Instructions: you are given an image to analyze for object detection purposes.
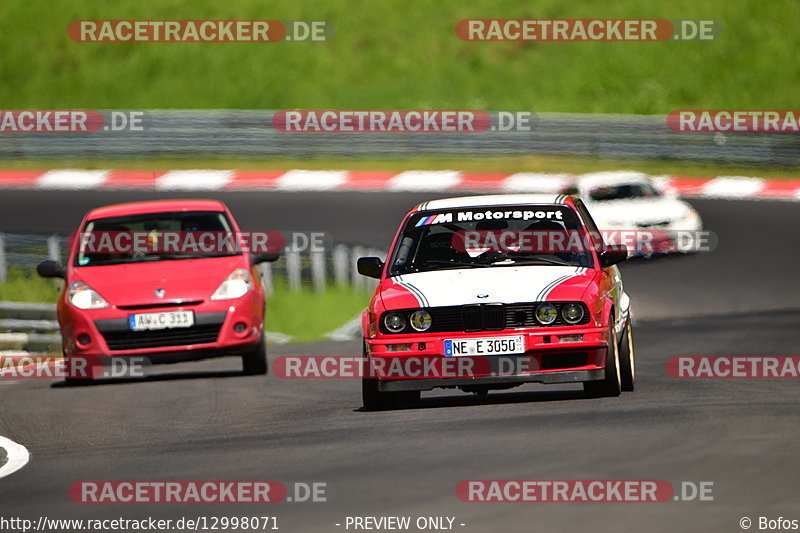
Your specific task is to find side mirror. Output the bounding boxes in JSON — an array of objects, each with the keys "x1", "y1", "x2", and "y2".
[
  {"x1": 599, "y1": 244, "x2": 628, "y2": 268},
  {"x1": 37, "y1": 259, "x2": 66, "y2": 279},
  {"x1": 251, "y1": 252, "x2": 280, "y2": 264},
  {"x1": 357, "y1": 257, "x2": 384, "y2": 279}
]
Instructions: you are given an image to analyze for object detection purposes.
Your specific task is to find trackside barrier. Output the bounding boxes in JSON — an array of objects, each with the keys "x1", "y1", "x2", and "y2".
[
  {"x1": 0, "y1": 232, "x2": 383, "y2": 290},
  {"x1": 0, "y1": 110, "x2": 797, "y2": 166}
]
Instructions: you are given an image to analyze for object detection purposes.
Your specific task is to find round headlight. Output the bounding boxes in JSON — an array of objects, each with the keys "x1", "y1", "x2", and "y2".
[
  {"x1": 383, "y1": 312, "x2": 407, "y2": 333},
  {"x1": 410, "y1": 310, "x2": 432, "y2": 332},
  {"x1": 562, "y1": 303, "x2": 584, "y2": 324},
  {"x1": 535, "y1": 303, "x2": 558, "y2": 325}
]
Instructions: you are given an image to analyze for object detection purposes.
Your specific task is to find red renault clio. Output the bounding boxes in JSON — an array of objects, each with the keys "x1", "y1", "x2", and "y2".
[{"x1": 37, "y1": 199, "x2": 279, "y2": 382}]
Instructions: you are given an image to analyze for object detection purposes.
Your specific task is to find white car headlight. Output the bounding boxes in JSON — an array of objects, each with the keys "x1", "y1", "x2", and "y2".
[
  {"x1": 68, "y1": 281, "x2": 109, "y2": 310},
  {"x1": 211, "y1": 269, "x2": 252, "y2": 300},
  {"x1": 675, "y1": 207, "x2": 702, "y2": 230}
]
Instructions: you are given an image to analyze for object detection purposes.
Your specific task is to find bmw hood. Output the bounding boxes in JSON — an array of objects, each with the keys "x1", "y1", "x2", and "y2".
[{"x1": 380, "y1": 265, "x2": 596, "y2": 309}]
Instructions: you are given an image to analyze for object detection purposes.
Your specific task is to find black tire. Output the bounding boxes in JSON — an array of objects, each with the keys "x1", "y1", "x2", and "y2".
[
  {"x1": 242, "y1": 336, "x2": 268, "y2": 375},
  {"x1": 361, "y1": 377, "x2": 420, "y2": 411},
  {"x1": 64, "y1": 353, "x2": 93, "y2": 386},
  {"x1": 584, "y1": 323, "x2": 622, "y2": 398},
  {"x1": 361, "y1": 340, "x2": 420, "y2": 410},
  {"x1": 65, "y1": 375, "x2": 92, "y2": 386},
  {"x1": 619, "y1": 317, "x2": 635, "y2": 392}
]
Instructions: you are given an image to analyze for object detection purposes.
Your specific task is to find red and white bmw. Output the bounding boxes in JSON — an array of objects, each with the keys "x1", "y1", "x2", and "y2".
[{"x1": 357, "y1": 194, "x2": 635, "y2": 410}]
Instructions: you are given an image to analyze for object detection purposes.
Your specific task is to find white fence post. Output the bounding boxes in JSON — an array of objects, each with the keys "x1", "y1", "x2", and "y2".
[
  {"x1": 47, "y1": 235, "x2": 61, "y2": 262},
  {"x1": 285, "y1": 250, "x2": 302, "y2": 291},
  {"x1": 351, "y1": 246, "x2": 365, "y2": 289},
  {"x1": 0, "y1": 233, "x2": 6, "y2": 282},
  {"x1": 333, "y1": 244, "x2": 349, "y2": 285},
  {"x1": 310, "y1": 248, "x2": 326, "y2": 292},
  {"x1": 258, "y1": 262, "x2": 273, "y2": 295}
]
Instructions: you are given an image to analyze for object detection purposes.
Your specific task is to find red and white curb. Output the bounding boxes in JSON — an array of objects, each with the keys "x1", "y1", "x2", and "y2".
[{"x1": 0, "y1": 170, "x2": 798, "y2": 200}]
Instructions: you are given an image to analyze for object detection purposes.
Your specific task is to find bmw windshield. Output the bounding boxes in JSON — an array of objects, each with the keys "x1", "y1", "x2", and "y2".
[{"x1": 389, "y1": 205, "x2": 595, "y2": 276}]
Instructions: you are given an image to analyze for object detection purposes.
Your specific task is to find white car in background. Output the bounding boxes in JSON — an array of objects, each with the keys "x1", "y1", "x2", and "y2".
[{"x1": 570, "y1": 171, "x2": 703, "y2": 255}]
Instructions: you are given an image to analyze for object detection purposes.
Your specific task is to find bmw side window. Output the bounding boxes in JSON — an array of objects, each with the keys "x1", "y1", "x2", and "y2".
[{"x1": 573, "y1": 199, "x2": 604, "y2": 252}]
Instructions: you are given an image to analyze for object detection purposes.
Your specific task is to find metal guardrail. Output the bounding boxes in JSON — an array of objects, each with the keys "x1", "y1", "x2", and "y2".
[
  {"x1": 0, "y1": 302, "x2": 60, "y2": 354},
  {"x1": 1, "y1": 110, "x2": 797, "y2": 166},
  {"x1": 0, "y1": 232, "x2": 383, "y2": 292}
]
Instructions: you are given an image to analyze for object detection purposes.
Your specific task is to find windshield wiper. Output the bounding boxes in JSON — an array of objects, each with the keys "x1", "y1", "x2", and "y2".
[
  {"x1": 419, "y1": 259, "x2": 491, "y2": 269},
  {"x1": 499, "y1": 257, "x2": 573, "y2": 266}
]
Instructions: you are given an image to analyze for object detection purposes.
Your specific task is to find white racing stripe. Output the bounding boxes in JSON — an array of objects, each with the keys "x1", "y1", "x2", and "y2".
[
  {"x1": 37, "y1": 170, "x2": 110, "y2": 190},
  {"x1": 156, "y1": 170, "x2": 234, "y2": 190},
  {"x1": 275, "y1": 170, "x2": 348, "y2": 190},
  {"x1": 0, "y1": 436, "x2": 30, "y2": 479},
  {"x1": 702, "y1": 176, "x2": 765, "y2": 198},
  {"x1": 388, "y1": 171, "x2": 462, "y2": 191}
]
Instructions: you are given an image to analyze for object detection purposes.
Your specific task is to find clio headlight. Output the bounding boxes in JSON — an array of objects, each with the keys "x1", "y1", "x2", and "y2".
[
  {"x1": 211, "y1": 269, "x2": 252, "y2": 300},
  {"x1": 68, "y1": 281, "x2": 109, "y2": 310}
]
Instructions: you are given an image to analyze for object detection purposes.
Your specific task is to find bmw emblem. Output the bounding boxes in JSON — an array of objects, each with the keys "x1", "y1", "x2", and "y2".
[
  {"x1": 477, "y1": 293, "x2": 489, "y2": 299},
  {"x1": 154, "y1": 288, "x2": 165, "y2": 298}
]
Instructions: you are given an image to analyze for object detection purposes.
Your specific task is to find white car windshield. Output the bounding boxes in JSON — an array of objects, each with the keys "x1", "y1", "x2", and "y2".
[{"x1": 588, "y1": 183, "x2": 661, "y2": 201}]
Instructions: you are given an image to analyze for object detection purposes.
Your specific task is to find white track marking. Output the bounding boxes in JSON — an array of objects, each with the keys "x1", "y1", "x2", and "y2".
[
  {"x1": 702, "y1": 176, "x2": 765, "y2": 198},
  {"x1": 388, "y1": 170, "x2": 462, "y2": 191},
  {"x1": 37, "y1": 170, "x2": 110, "y2": 190},
  {"x1": 275, "y1": 170, "x2": 348, "y2": 190},
  {"x1": 0, "y1": 436, "x2": 30, "y2": 479},
  {"x1": 156, "y1": 170, "x2": 234, "y2": 190}
]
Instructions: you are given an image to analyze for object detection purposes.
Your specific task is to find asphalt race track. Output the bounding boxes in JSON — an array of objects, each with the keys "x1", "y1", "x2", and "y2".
[{"x1": 0, "y1": 190, "x2": 799, "y2": 532}]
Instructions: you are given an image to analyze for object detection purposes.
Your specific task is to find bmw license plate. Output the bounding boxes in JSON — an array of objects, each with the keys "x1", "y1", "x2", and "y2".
[
  {"x1": 444, "y1": 336, "x2": 525, "y2": 357},
  {"x1": 128, "y1": 310, "x2": 194, "y2": 331}
]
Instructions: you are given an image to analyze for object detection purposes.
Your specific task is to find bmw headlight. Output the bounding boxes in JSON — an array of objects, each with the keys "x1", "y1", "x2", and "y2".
[
  {"x1": 383, "y1": 312, "x2": 407, "y2": 333},
  {"x1": 68, "y1": 281, "x2": 109, "y2": 310},
  {"x1": 409, "y1": 310, "x2": 432, "y2": 332},
  {"x1": 535, "y1": 303, "x2": 558, "y2": 325},
  {"x1": 211, "y1": 269, "x2": 252, "y2": 300},
  {"x1": 561, "y1": 303, "x2": 584, "y2": 324}
]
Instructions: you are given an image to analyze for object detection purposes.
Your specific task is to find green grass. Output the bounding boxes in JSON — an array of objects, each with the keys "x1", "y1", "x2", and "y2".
[
  {"x1": 0, "y1": 268, "x2": 370, "y2": 343},
  {"x1": 266, "y1": 280, "x2": 370, "y2": 343},
  {"x1": 0, "y1": 268, "x2": 64, "y2": 302},
  {"x1": 0, "y1": 0, "x2": 797, "y2": 113}
]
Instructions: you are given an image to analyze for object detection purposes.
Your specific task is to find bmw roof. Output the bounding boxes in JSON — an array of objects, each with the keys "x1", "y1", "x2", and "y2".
[{"x1": 416, "y1": 194, "x2": 573, "y2": 212}]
